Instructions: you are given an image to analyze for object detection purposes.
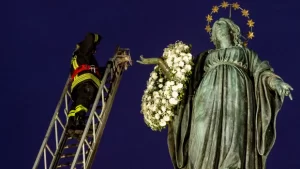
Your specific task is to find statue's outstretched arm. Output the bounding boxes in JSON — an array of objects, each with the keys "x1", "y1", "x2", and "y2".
[{"x1": 137, "y1": 55, "x2": 172, "y2": 80}]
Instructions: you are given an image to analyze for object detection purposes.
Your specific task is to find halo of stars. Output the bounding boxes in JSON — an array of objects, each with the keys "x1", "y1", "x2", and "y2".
[{"x1": 205, "y1": 1, "x2": 255, "y2": 47}]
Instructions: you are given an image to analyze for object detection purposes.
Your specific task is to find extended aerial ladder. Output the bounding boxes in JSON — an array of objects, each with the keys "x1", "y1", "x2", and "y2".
[{"x1": 32, "y1": 47, "x2": 132, "y2": 169}]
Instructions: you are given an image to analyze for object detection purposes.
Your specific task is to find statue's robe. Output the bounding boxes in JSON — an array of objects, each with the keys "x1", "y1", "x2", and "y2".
[{"x1": 167, "y1": 46, "x2": 283, "y2": 169}]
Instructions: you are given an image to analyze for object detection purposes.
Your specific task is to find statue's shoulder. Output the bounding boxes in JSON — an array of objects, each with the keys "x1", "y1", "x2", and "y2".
[{"x1": 239, "y1": 46, "x2": 258, "y2": 56}]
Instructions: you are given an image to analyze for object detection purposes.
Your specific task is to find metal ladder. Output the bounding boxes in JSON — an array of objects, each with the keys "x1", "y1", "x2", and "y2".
[{"x1": 32, "y1": 47, "x2": 132, "y2": 169}]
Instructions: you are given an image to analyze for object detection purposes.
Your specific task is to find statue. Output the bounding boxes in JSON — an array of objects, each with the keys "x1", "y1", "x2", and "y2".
[{"x1": 137, "y1": 3, "x2": 293, "y2": 169}]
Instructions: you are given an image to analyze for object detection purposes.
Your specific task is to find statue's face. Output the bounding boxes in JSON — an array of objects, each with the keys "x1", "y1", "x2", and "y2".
[{"x1": 214, "y1": 20, "x2": 231, "y2": 42}]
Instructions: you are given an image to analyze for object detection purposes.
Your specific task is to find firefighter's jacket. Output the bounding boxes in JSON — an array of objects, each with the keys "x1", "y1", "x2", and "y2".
[{"x1": 70, "y1": 33, "x2": 102, "y2": 92}]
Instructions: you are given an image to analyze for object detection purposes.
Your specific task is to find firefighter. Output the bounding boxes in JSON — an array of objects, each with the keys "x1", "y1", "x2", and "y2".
[{"x1": 67, "y1": 33, "x2": 104, "y2": 135}]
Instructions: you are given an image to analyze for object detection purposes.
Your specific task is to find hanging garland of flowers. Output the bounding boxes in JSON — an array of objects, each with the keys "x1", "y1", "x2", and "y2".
[{"x1": 140, "y1": 41, "x2": 194, "y2": 131}]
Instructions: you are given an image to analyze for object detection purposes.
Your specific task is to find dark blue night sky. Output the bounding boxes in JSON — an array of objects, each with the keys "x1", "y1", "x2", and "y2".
[{"x1": 5, "y1": 0, "x2": 300, "y2": 168}]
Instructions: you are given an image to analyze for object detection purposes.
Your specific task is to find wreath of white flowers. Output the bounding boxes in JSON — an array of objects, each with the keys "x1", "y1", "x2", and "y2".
[{"x1": 140, "y1": 41, "x2": 194, "y2": 131}]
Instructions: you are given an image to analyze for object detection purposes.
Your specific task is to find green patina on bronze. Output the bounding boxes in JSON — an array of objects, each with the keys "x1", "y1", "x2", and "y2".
[{"x1": 137, "y1": 18, "x2": 293, "y2": 169}]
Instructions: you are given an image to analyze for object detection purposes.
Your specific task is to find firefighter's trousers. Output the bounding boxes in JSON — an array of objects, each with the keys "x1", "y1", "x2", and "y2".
[{"x1": 68, "y1": 81, "x2": 98, "y2": 118}]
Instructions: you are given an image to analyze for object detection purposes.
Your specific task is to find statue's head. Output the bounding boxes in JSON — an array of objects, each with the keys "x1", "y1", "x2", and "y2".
[{"x1": 211, "y1": 18, "x2": 242, "y2": 48}]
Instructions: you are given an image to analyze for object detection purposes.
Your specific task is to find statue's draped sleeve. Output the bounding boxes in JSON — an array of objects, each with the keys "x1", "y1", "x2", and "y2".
[
  {"x1": 167, "y1": 51, "x2": 209, "y2": 169},
  {"x1": 246, "y1": 48, "x2": 283, "y2": 156}
]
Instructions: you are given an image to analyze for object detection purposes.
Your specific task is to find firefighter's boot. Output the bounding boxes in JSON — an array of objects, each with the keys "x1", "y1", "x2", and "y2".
[
  {"x1": 67, "y1": 116, "x2": 76, "y2": 135},
  {"x1": 75, "y1": 112, "x2": 86, "y2": 134}
]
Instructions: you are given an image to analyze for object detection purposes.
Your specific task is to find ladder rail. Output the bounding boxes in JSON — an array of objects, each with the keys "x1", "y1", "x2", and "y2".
[
  {"x1": 85, "y1": 62, "x2": 125, "y2": 169},
  {"x1": 48, "y1": 133, "x2": 68, "y2": 168},
  {"x1": 70, "y1": 62, "x2": 112, "y2": 169},
  {"x1": 32, "y1": 77, "x2": 70, "y2": 169},
  {"x1": 49, "y1": 93, "x2": 73, "y2": 169}
]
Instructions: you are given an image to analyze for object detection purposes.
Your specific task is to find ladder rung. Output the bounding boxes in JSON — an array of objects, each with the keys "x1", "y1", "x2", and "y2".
[
  {"x1": 60, "y1": 151, "x2": 88, "y2": 159},
  {"x1": 66, "y1": 123, "x2": 100, "y2": 138},
  {"x1": 68, "y1": 133, "x2": 95, "y2": 140},
  {"x1": 57, "y1": 161, "x2": 83, "y2": 168},
  {"x1": 64, "y1": 143, "x2": 78, "y2": 149}
]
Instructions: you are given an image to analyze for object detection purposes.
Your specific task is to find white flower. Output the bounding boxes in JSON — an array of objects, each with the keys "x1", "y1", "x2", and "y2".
[
  {"x1": 159, "y1": 78, "x2": 164, "y2": 83},
  {"x1": 177, "y1": 83, "x2": 183, "y2": 89},
  {"x1": 184, "y1": 65, "x2": 192, "y2": 71},
  {"x1": 178, "y1": 61, "x2": 185, "y2": 67},
  {"x1": 166, "y1": 81, "x2": 171, "y2": 86},
  {"x1": 183, "y1": 56, "x2": 189, "y2": 63},
  {"x1": 166, "y1": 110, "x2": 172, "y2": 115},
  {"x1": 161, "y1": 106, "x2": 166, "y2": 112},
  {"x1": 155, "y1": 114, "x2": 160, "y2": 119},
  {"x1": 151, "y1": 72, "x2": 158, "y2": 79},
  {"x1": 169, "y1": 98, "x2": 178, "y2": 105},
  {"x1": 163, "y1": 89, "x2": 169, "y2": 95},
  {"x1": 166, "y1": 60, "x2": 173, "y2": 67},
  {"x1": 184, "y1": 45, "x2": 189, "y2": 50},
  {"x1": 172, "y1": 85, "x2": 178, "y2": 91},
  {"x1": 174, "y1": 57, "x2": 180, "y2": 63},
  {"x1": 162, "y1": 99, "x2": 167, "y2": 104},
  {"x1": 178, "y1": 44, "x2": 184, "y2": 49},
  {"x1": 158, "y1": 110, "x2": 162, "y2": 114},
  {"x1": 159, "y1": 84, "x2": 163, "y2": 88},
  {"x1": 148, "y1": 80, "x2": 154, "y2": 86},
  {"x1": 147, "y1": 85, "x2": 153, "y2": 90},
  {"x1": 163, "y1": 85, "x2": 170, "y2": 91},
  {"x1": 153, "y1": 91, "x2": 159, "y2": 97},
  {"x1": 169, "y1": 53, "x2": 176, "y2": 58},
  {"x1": 172, "y1": 91, "x2": 179, "y2": 98},
  {"x1": 151, "y1": 105, "x2": 157, "y2": 111},
  {"x1": 163, "y1": 116, "x2": 170, "y2": 121},
  {"x1": 159, "y1": 119, "x2": 166, "y2": 126},
  {"x1": 176, "y1": 72, "x2": 183, "y2": 79}
]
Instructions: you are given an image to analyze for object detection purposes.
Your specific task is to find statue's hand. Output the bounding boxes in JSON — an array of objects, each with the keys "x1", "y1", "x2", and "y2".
[
  {"x1": 136, "y1": 55, "x2": 147, "y2": 64},
  {"x1": 136, "y1": 55, "x2": 160, "y2": 65},
  {"x1": 273, "y1": 81, "x2": 293, "y2": 100}
]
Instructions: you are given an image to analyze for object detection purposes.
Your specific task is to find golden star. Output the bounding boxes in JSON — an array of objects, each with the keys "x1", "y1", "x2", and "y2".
[
  {"x1": 221, "y1": 1, "x2": 229, "y2": 8},
  {"x1": 242, "y1": 9, "x2": 249, "y2": 17},
  {"x1": 247, "y1": 31, "x2": 254, "y2": 39},
  {"x1": 206, "y1": 14, "x2": 213, "y2": 23},
  {"x1": 232, "y1": 2, "x2": 240, "y2": 10},
  {"x1": 243, "y1": 41, "x2": 248, "y2": 47},
  {"x1": 212, "y1": 6, "x2": 219, "y2": 13},
  {"x1": 247, "y1": 19, "x2": 255, "y2": 27},
  {"x1": 205, "y1": 25, "x2": 212, "y2": 33}
]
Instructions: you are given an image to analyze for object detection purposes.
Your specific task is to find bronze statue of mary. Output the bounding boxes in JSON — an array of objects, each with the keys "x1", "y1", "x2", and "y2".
[{"x1": 137, "y1": 17, "x2": 293, "y2": 169}]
